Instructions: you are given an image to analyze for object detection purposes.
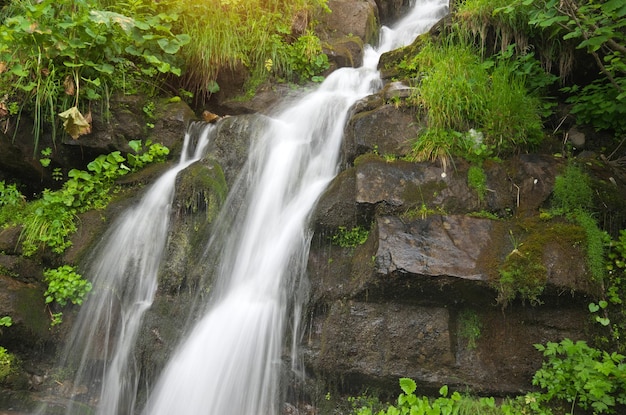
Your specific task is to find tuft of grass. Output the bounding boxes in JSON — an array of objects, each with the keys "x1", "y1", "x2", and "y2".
[
  {"x1": 405, "y1": 39, "x2": 544, "y2": 163},
  {"x1": 467, "y1": 165, "x2": 487, "y2": 202},
  {"x1": 164, "y1": 0, "x2": 330, "y2": 100}
]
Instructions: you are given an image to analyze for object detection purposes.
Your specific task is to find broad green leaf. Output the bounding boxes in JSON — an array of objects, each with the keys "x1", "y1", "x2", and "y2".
[
  {"x1": 94, "y1": 63, "x2": 114, "y2": 74},
  {"x1": 90, "y1": 11, "x2": 135, "y2": 33},
  {"x1": 399, "y1": 378, "x2": 417, "y2": 395},
  {"x1": 63, "y1": 61, "x2": 84, "y2": 68},
  {"x1": 157, "y1": 38, "x2": 181, "y2": 54}
]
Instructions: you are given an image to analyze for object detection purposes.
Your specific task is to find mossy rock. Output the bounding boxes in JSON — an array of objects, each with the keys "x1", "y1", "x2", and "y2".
[{"x1": 159, "y1": 158, "x2": 227, "y2": 295}]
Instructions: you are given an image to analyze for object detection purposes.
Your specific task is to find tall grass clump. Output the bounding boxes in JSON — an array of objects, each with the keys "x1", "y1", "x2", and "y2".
[
  {"x1": 162, "y1": 0, "x2": 330, "y2": 100},
  {"x1": 405, "y1": 39, "x2": 544, "y2": 164}
]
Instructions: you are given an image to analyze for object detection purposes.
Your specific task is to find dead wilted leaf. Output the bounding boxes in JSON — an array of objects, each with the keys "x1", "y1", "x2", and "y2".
[
  {"x1": 64, "y1": 75, "x2": 75, "y2": 96},
  {"x1": 0, "y1": 102, "x2": 7, "y2": 118},
  {"x1": 0, "y1": 62, "x2": 6, "y2": 74},
  {"x1": 59, "y1": 106, "x2": 92, "y2": 139}
]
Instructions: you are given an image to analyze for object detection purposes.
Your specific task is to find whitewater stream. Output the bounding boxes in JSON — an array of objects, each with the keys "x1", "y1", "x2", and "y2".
[{"x1": 43, "y1": 1, "x2": 449, "y2": 414}]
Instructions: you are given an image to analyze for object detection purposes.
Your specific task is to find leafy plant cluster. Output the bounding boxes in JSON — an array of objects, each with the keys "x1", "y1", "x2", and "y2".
[
  {"x1": 496, "y1": 236, "x2": 547, "y2": 307},
  {"x1": 43, "y1": 265, "x2": 92, "y2": 326},
  {"x1": 589, "y1": 229, "x2": 626, "y2": 353},
  {"x1": 533, "y1": 339, "x2": 626, "y2": 414},
  {"x1": 467, "y1": 165, "x2": 487, "y2": 202},
  {"x1": 501, "y1": 0, "x2": 626, "y2": 135},
  {"x1": 351, "y1": 379, "x2": 501, "y2": 415},
  {"x1": 331, "y1": 225, "x2": 370, "y2": 248},
  {"x1": 458, "y1": 309, "x2": 482, "y2": 350},
  {"x1": 0, "y1": 140, "x2": 169, "y2": 255},
  {"x1": 0, "y1": 316, "x2": 15, "y2": 383},
  {"x1": 0, "y1": 0, "x2": 189, "y2": 152}
]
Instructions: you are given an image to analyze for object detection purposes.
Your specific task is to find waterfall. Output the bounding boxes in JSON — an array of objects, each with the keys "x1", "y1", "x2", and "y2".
[
  {"x1": 41, "y1": 1, "x2": 449, "y2": 414},
  {"x1": 39, "y1": 125, "x2": 213, "y2": 415},
  {"x1": 142, "y1": 1, "x2": 449, "y2": 414}
]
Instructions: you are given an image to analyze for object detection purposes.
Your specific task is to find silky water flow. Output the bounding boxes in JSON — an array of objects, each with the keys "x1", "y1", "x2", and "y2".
[
  {"x1": 44, "y1": 1, "x2": 449, "y2": 413},
  {"x1": 37, "y1": 125, "x2": 213, "y2": 415}
]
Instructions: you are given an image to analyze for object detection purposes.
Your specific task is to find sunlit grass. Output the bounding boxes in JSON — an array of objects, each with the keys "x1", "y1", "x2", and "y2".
[
  {"x1": 161, "y1": 0, "x2": 330, "y2": 99},
  {"x1": 405, "y1": 38, "x2": 544, "y2": 161}
]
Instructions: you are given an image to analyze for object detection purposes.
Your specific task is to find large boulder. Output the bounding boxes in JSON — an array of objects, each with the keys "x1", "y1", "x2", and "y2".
[{"x1": 317, "y1": 0, "x2": 380, "y2": 69}]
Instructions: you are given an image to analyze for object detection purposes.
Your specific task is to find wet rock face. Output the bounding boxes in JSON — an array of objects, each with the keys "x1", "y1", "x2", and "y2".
[
  {"x1": 375, "y1": 215, "x2": 494, "y2": 280},
  {"x1": 305, "y1": 207, "x2": 594, "y2": 396},
  {"x1": 302, "y1": 97, "x2": 606, "y2": 397},
  {"x1": 373, "y1": 0, "x2": 413, "y2": 24}
]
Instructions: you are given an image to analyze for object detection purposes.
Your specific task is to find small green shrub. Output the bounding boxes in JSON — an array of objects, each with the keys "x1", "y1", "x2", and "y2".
[
  {"x1": 168, "y1": 0, "x2": 329, "y2": 99},
  {"x1": 533, "y1": 339, "x2": 626, "y2": 414},
  {"x1": 458, "y1": 309, "x2": 482, "y2": 350},
  {"x1": 0, "y1": 316, "x2": 12, "y2": 328},
  {"x1": 551, "y1": 163, "x2": 594, "y2": 215},
  {"x1": 43, "y1": 265, "x2": 92, "y2": 326},
  {"x1": 590, "y1": 229, "x2": 626, "y2": 353},
  {"x1": 331, "y1": 226, "x2": 369, "y2": 248},
  {"x1": 408, "y1": 128, "x2": 457, "y2": 171},
  {"x1": 351, "y1": 378, "x2": 503, "y2": 415},
  {"x1": 0, "y1": 181, "x2": 26, "y2": 227},
  {"x1": 0, "y1": 346, "x2": 18, "y2": 383},
  {"x1": 505, "y1": 0, "x2": 626, "y2": 134},
  {"x1": 467, "y1": 165, "x2": 487, "y2": 202},
  {"x1": 497, "y1": 249, "x2": 546, "y2": 307},
  {"x1": 44, "y1": 265, "x2": 92, "y2": 307}
]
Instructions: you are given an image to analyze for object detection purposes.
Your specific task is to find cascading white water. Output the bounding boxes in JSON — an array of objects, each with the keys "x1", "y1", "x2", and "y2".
[
  {"x1": 141, "y1": 1, "x2": 449, "y2": 414},
  {"x1": 45, "y1": 124, "x2": 213, "y2": 415}
]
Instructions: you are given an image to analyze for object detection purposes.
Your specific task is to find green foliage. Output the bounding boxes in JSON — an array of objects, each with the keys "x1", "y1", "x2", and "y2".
[
  {"x1": 408, "y1": 128, "x2": 457, "y2": 171},
  {"x1": 0, "y1": 346, "x2": 18, "y2": 383},
  {"x1": 127, "y1": 139, "x2": 170, "y2": 170},
  {"x1": 550, "y1": 163, "x2": 608, "y2": 281},
  {"x1": 497, "y1": 248, "x2": 546, "y2": 307},
  {"x1": 0, "y1": 180, "x2": 24, "y2": 208},
  {"x1": 0, "y1": 0, "x2": 189, "y2": 152},
  {"x1": 507, "y1": 0, "x2": 626, "y2": 134},
  {"x1": 0, "y1": 316, "x2": 12, "y2": 328},
  {"x1": 590, "y1": 230, "x2": 626, "y2": 353},
  {"x1": 351, "y1": 378, "x2": 503, "y2": 415},
  {"x1": 43, "y1": 265, "x2": 92, "y2": 326},
  {"x1": 575, "y1": 210, "x2": 609, "y2": 281},
  {"x1": 533, "y1": 339, "x2": 626, "y2": 414},
  {"x1": 43, "y1": 265, "x2": 91, "y2": 307},
  {"x1": 467, "y1": 165, "x2": 487, "y2": 202},
  {"x1": 16, "y1": 141, "x2": 168, "y2": 255},
  {"x1": 0, "y1": 181, "x2": 25, "y2": 227},
  {"x1": 282, "y1": 31, "x2": 329, "y2": 83},
  {"x1": 404, "y1": 39, "x2": 544, "y2": 163},
  {"x1": 165, "y1": 0, "x2": 329, "y2": 99},
  {"x1": 551, "y1": 163, "x2": 593, "y2": 215},
  {"x1": 331, "y1": 226, "x2": 370, "y2": 248},
  {"x1": 458, "y1": 309, "x2": 482, "y2": 350},
  {"x1": 455, "y1": 0, "x2": 535, "y2": 55}
]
